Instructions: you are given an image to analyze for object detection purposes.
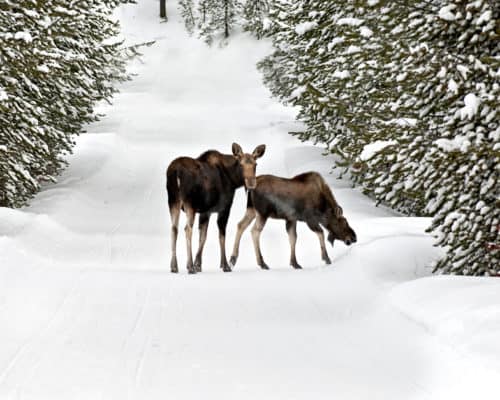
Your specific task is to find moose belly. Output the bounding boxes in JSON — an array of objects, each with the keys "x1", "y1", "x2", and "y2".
[{"x1": 254, "y1": 192, "x2": 306, "y2": 220}]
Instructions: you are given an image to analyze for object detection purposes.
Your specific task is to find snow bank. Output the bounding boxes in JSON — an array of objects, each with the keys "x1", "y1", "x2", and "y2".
[{"x1": 390, "y1": 276, "x2": 500, "y2": 370}]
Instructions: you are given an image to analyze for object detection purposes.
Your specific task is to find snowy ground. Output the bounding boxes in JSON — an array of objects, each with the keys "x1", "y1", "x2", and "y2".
[{"x1": 1, "y1": 1, "x2": 499, "y2": 399}]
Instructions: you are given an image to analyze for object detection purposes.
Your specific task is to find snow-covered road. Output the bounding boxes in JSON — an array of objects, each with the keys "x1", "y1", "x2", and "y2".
[{"x1": 1, "y1": 1, "x2": 499, "y2": 399}]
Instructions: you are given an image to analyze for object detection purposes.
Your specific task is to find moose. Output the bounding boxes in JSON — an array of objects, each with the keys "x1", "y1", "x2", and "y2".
[
  {"x1": 230, "y1": 172, "x2": 357, "y2": 269},
  {"x1": 166, "y1": 143, "x2": 266, "y2": 274}
]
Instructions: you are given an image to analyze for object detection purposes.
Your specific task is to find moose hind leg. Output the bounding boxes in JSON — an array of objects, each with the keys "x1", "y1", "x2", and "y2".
[
  {"x1": 169, "y1": 203, "x2": 181, "y2": 273},
  {"x1": 251, "y1": 213, "x2": 269, "y2": 269},
  {"x1": 194, "y1": 213, "x2": 210, "y2": 272},
  {"x1": 217, "y1": 207, "x2": 232, "y2": 272},
  {"x1": 230, "y1": 207, "x2": 256, "y2": 267},
  {"x1": 286, "y1": 220, "x2": 302, "y2": 269},
  {"x1": 184, "y1": 206, "x2": 196, "y2": 274}
]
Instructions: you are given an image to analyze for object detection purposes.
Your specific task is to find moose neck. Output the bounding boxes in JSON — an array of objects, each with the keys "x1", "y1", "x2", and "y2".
[{"x1": 222, "y1": 154, "x2": 245, "y2": 189}]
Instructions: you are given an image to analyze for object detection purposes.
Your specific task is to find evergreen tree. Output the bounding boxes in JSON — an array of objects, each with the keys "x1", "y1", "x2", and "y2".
[
  {"x1": 259, "y1": 0, "x2": 499, "y2": 275},
  {"x1": 198, "y1": 0, "x2": 241, "y2": 45},
  {"x1": 242, "y1": 0, "x2": 270, "y2": 39},
  {"x1": 179, "y1": 0, "x2": 197, "y2": 34},
  {"x1": 0, "y1": 0, "x2": 135, "y2": 208}
]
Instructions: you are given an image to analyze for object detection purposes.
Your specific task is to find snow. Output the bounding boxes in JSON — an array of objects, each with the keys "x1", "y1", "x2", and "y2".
[
  {"x1": 438, "y1": 5, "x2": 457, "y2": 21},
  {"x1": 290, "y1": 85, "x2": 307, "y2": 99},
  {"x1": 448, "y1": 78, "x2": 459, "y2": 94},
  {"x1": 14, "y1": 31, "x2": 33, "y2": 43},
  {"x1": 294, "y1": 21, "x2": 317, "y2": 35},
  {"x1": 337, "y1": 18, "x2": 364, "y2": 27},
  {"x1": 359, "y1": 140, "x2": 397, "y2": 161},
  {"x1": 327, "y1": 37, "x2": 344, "y2": 50},
  {"x1": 459, "y1": 93, "x2": 480, "y2": 119},
  {"x1": 435, "y1": 135, "x2": 472, "y2": 152},
  {"x1": 333, "y1": 69, "x2": 350, "y2": 79},
  {"x1": 359, "y1": 26, "x2": 373, "y2": 38},
  {"x1": 1, "y1": 1, "x2": 500, "y2": 399}
]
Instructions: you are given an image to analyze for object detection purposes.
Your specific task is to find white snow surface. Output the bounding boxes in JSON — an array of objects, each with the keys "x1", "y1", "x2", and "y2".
[{"x1": 1, "y1": 1, "x2": 500, "y2": 399}]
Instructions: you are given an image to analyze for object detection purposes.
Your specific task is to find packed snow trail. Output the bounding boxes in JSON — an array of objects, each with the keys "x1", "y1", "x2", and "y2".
[{"x1": 1, "y1": 1, "x2": 499, "y2": 399}]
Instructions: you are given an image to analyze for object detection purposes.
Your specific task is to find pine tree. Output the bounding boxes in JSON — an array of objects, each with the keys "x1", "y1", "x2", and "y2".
[
  {"x1": 197, "y1": 0, "x2": 241, "y2": 45},
  {"x1": 0, "y1": 0, "x2": 135, "y2": 208},
  {"x1": 242, "y1": 0, "x2": 270, "y2": 39},
  {"x1": 259, "y1": 0, "x2": 499, "y2": 275},
  {"x1": 179, "y1": 0, "x2": 196, "y2": 34}
]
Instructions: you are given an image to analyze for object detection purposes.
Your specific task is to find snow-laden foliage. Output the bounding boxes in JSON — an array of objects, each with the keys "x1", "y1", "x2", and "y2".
[
  {"x1": 179, "y1": 0, "x2": 271, "y2": 44},
  {"x1": 197, "y1": 0, "x2": 241, "y2": 45},
  {"x1": 242, "y1": 0, "x2": 271, "y2": 39},
  {"x1": 0, "y1": 0, "x2": 135, "y2": 208},
  {"x1": 259, "y1": 0, "x2": 499, "y2": 276}
]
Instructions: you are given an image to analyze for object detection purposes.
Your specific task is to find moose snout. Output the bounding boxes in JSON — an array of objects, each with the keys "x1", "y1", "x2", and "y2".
[{"x1": 344, "y1": 233, "x2": 357, "y2": 246}]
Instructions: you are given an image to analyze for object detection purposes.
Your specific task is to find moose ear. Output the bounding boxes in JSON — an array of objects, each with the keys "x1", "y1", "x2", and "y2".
[
  {"x1": 232, "y1": 143, "x2": 243, "y2": 158},
  {"x1": 327, "y1": 232, "x2": 335, "y2": 246},
  {"x1": 335, "y1": 206, "x2": 343, "y2": 218},
  {"x1": 252, "y1": 144, "x2": 266, "y2": 159}
]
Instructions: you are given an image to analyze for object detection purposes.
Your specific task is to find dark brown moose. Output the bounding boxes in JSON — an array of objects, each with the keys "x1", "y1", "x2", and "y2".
[
  {"x1": 230, "y1": 172, "x2": 357, "y2": 269},
  {"x1": 166, "y1": 143, "x2": 266, "y2": 274}
]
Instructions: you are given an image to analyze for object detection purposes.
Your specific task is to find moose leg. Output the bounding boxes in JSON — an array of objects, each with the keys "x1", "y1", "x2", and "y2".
[
  {"x1": 194, "y1": 212, "x2": 210, "y2": 272},
  {"x1": 230, "y1": 207, "x2": 256, "y2": 267},
  {"x1": 307, "y1": 222, "x2": 331, "y2": 265},
  {"x1": 217, "y1": 207, "x2": 232, "y2": 272},
  {"x1": 251, "y1": 213, "x2": 269, "y2": 270},
  {"x1": 184, "y1": 206, "x2": 196, "y2": 274},
  {"x1": 169, "y1": 203, "x2": 181, "y2": 273},
  {"x1": 286, "y1": 220, "x2": 302, "y2": 269},
  {"x1": 316, "y1": 230, "x2": 331, "y2": 265}
]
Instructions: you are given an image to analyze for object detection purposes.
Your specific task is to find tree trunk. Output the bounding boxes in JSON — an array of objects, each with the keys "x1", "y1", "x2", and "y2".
[
  {"x1": 224, "y1": 0, "x2": 229, "y2": 38},
  {"x1": 160, "y1": 0, "x2": 167, "y2": 19}
]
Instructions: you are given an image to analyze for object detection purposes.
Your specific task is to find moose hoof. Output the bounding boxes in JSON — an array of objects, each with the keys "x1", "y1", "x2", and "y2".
[
  {"x1": 324, "y1": 257, "x2": 332, "y2": 265},
  {"x1": 194, "y1": 260, "x2": 202, "y2": 273},
  {"x1": 229, "y1": 255, "x2": 237, "y2": 267},
  {"x1": 222, "y1": 265, "x2": 232, "y2": 273},
  {"x1": 170, "y1": 260, "x2": 178, "y2": 273},
  {"x1": 187, "y1": 263, "x2": 196, "y2": 274},
  {"x1": 259, "y1": 263, "x2": 270, "y2": 270},
  {"x1": 291, "y1": 263, "x2": 302, "y2": 270}
]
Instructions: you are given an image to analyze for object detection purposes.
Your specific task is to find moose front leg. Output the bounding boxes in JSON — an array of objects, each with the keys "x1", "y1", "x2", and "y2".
[
  {"x1": 194, "y1": 212, "x2": 210, "y2": 272},
  {"x1": 316, "y1": 229, "x2": 331, "y2": 265},
  {"x1": 308, "y1": 222, "x2": 331, "y2": 265},
  {"x1": 217, "y1": 207, "x2": 232, "y2": 272},
  {"x1": 251, "y1": 213, "x2": 269, "y2": 269},
  {"x1": 230, "y1": 207, "x2": 256, "y2": 267}
]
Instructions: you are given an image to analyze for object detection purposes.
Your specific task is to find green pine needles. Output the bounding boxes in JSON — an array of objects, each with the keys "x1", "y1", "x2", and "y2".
[
  {"x1": 259, "y1": 0, "x2": 499, "y2": 276},
  {"x1": 0, "y1": 0, "x2": 136, "y2": 208},
  {"x1": 179, "y1": 0, "x2": 271, "y2": 44}
]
